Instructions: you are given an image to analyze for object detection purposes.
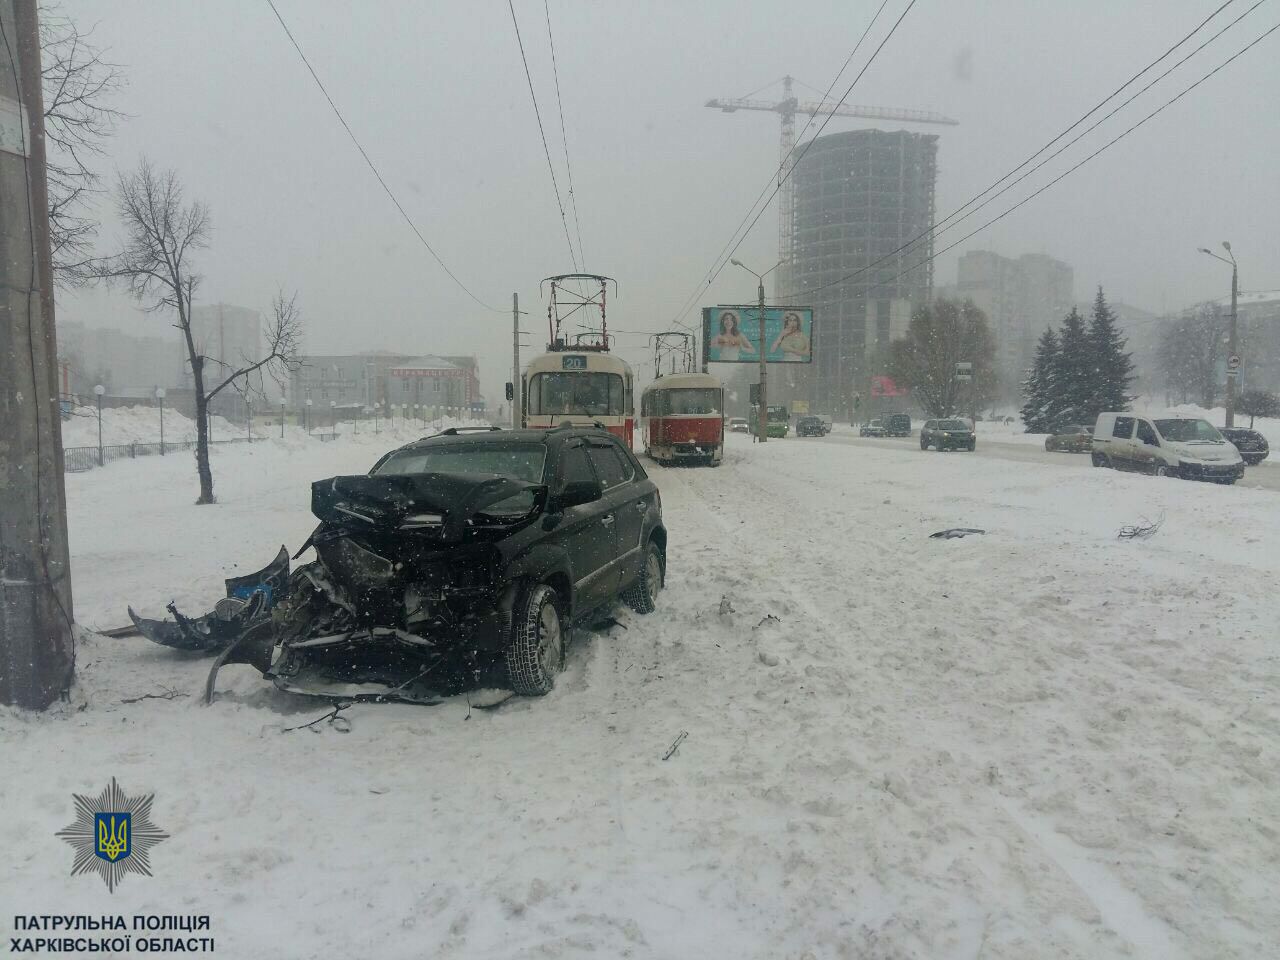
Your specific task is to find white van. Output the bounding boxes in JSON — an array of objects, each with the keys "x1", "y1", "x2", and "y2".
[{"x1": 1091, "y1": 413, "x2": 1244, "y2": 484}]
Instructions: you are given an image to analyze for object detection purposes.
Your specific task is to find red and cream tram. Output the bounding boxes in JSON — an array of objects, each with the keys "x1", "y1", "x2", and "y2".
[
  {"x1": 639, "y1": 371, "x2": 724, "y2": 465},
  {"x1": 521, "y1": 273, "x2": 635, "y2": 449},
  {"x1": 523, "y1": 349, "x2": 635, "y2": 449}
]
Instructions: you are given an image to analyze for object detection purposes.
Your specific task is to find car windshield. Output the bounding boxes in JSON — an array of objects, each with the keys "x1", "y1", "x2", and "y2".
[
  {"x1": 1154, "y1": 419, "x2": 1223, "y2": 443},
  {"x1": 373, "y1": 444, "x2": 547, "y2": 517},
  {"x1": 939, "y1": 419, "x2": 969, "y2": 430},
  {"x1": 656, "y1": 388, "x2": 721, "y2": 415}
]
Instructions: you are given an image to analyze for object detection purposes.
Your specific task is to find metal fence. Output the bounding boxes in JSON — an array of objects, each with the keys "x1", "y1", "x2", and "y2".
[{"x1": 60, "y1": 435, "x2": 298, "y2": 474}]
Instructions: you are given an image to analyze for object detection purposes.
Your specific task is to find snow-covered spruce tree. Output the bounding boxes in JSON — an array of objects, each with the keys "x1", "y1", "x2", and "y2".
[
  {"x1": 1086, "y1": 287, "x2": 1134, "y2": 419},
  {"x1": 1020, "y1": 326, "x2": 1060, "y2": 432},
  {"x1": 1054, "y1": 306, "x2": 1092, "y2": 425}
]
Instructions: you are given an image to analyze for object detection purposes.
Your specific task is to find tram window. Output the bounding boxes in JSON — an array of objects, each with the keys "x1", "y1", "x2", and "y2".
[
  {"x1": 529, "y1": 372, "x2": 625, "y2": 416},
  {"x1": 664, "y1": 388, "x2": 721, "y2": 415}
]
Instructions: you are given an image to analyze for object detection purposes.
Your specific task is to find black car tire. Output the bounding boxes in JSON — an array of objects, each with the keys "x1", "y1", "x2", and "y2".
[
  {"x1": 968, "y1": 440, "x2": 976, "y2": 451},
  {"x1": 1091, "y1": 452, "x2": 1108, "y2": 468},
  {"x1": 622, "y1": 541, "x2": 663, "y2": 615},
  {"x1": 920, "y1": 437, "x2": 929, "y2": 450},
  {"x1": 1153, "y1": 463, "x2": 1175, "y2": 478},
  {"x1": 506, "y1": 583, "x2": 564, "y2": 696}
]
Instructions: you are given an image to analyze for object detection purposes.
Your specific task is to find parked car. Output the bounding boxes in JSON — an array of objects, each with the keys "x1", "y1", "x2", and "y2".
[
  {"x1": 1091, "y1": 413, "x2": 1243, "y2": 483},
  {"x1": 728, "y1": 417, "x2": 749, "y2": 434},
  {"x1": 815, "y1": 414, "x2": 833, "y2": 435},
  {"x1": 920, "y1": 418, "x2": 976, "y2": 451},
  {"x1": 1220, "y1": 427, "x2": 1269, "y2": 465},
  {"x1": 884, "y1": 413, "x2": 912, "y2": 437},
  {"x1": 860, "y1": 419, "x2": 886, "y2": 437},
  {"x1": 1045, "y1": 424, "x2": 1093, "y2": 453},
  {"x1": 129, "y1": 425, "x2": 667, "y2": 701},
  {"x1": 796, "y1": 415, "x2": 825, "y2": 437}
]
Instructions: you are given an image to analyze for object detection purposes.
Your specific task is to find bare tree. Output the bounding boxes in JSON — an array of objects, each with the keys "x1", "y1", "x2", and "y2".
[
  {"x1": 39, "y1": 5, "x2": 125, "y2": 285},
  {"x1": 1157, "y1": 303, "x2": 1225, "y2": 408},
  {"x1": 888, "y1": 299, "x2": 996, "y2": 418},
  {"x1": 98, "y1": 159, "x2": 302, "y2": 504}
]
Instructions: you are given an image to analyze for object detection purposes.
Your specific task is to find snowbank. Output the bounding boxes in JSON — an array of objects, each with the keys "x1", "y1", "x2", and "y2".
[{"x1": 60, "y1": 404, "x2": 240, "y2": 448}]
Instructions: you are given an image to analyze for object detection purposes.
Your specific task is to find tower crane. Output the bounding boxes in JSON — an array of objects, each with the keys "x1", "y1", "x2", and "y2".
[{"x1": 706, "y1": 76, "x2": 958, "y2": 294}]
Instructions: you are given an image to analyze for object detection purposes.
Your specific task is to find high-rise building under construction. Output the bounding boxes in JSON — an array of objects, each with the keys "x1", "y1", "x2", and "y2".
[{"x1": 786, "y1": 129, "x2": 938, "y2": 417}]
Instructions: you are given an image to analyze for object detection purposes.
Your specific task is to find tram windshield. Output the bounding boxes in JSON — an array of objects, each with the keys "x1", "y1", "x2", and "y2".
[
  {"x1": 529, "y1": 372, "x2": 625, "y2": 417},
  {"x1": 646, "y1": 388, "x2": 721, "y2": 416}
]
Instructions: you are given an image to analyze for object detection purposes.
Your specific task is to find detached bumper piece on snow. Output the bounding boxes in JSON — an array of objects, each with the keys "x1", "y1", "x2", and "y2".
[
  {"x1": 128, "y1": 473, "x2": 539, "y2": 705},
  {"x1": 127, "y1": 546, "x2": 290, "y2": 652}
]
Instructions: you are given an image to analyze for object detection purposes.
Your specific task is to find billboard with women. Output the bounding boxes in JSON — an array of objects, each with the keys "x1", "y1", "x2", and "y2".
[{"x1": 702, "y1": 306, "x2": 814, "y2": 364}]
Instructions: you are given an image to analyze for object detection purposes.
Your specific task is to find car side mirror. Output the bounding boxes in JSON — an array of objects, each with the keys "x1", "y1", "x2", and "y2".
[{"x1": 554, "y1": 479, "x2": 603, "y2": 511}]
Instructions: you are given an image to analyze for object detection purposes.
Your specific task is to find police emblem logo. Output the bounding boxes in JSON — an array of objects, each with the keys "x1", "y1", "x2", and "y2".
[{"x1": 56, "y1": 778, "x2": 168, "y2": 892}]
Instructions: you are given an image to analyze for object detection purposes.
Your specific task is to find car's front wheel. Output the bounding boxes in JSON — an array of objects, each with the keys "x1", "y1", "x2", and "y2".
[
  {"x1": 920, "y1": 437, "x2": 929, "y2": 450},
  {"x1": 622, "y1": 541, "x2": 663, "y2": 614},
  {"x1": 1153, "y1": 463, "x2": 1176, "y2": 478},
  {"x1": 506, "y1": 584, "x2": 564, "y2": 696}
]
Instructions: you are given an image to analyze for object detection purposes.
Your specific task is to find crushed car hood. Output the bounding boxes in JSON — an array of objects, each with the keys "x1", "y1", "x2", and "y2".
[{"x1": 310, "y1": 472, "x2": 546, "y2": 542}]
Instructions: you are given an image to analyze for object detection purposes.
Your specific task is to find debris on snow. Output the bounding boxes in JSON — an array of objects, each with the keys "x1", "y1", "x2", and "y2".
[
  {"x1": 758, "y1": 651, "x2": 780, "y2": 667},
  {"x1": 1117, "y1": 514, "x2": 1165, "y2": 540},
  {"x1": 929, "y1": 527, "x2": 986, "y2": 539},
  {"x1": 662, "y1": 730, "x2": 689, "y2": 761}
]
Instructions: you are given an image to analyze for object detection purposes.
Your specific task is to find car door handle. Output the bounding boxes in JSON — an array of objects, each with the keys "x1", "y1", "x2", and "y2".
[
  {"x1": 635, "y1": 501, "x2": 648, "y2": 512},
  {"x1": 601, "y1": 515, "x2": 615, "y2": 526}
]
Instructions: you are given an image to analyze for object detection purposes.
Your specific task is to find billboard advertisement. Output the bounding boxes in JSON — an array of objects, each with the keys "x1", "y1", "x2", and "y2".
[{"x1": 703, "y1": 306, "x2": 813, "y2": 364}]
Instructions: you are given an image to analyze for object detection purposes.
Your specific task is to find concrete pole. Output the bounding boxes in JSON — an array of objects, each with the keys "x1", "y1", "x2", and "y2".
[
  {"x1": 1225, "y1": 261, "x2": 1238, "y2": 428},
  {"x1": 512, "y1": 293, "x2": 522, "y2": 429},
  {"x1": 0, "y1": 0, "x2": 75, "y2": 708},
  {"x1": 757, "y1": 280, "x2": 768, "y2": 443}
]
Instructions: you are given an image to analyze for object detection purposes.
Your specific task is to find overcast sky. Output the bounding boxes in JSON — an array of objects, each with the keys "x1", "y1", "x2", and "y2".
[{"x1": 57, "y1": 0, "x2": 1280, "y2": 400}]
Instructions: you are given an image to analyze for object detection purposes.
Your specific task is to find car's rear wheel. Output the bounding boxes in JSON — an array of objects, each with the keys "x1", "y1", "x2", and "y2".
[
  {"x1": 1154, "y1": 463, "x2": 1175, "y2": 478},
  {"x1": 622, "y1": 541, "x2": 663, "y2": 614},
  {"x1": 506, "y1": 584, "x2": 564, "y2": 696},
  {"x1": 1091, "y1": 452, "x2": 1108, "y2": 468}
]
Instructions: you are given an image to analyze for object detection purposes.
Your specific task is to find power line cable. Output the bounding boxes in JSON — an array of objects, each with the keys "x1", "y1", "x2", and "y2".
[
  {"x1": 544, "y1": 0, "x2": 587, "y2": 272},
  {"x1": 264, "y1": 0, "x2": 503, "y2": 312},
  {"x1": 668, "y1": 0, "x2": 909, "y2": 331},
  {"x1": 778, "y1": 0, "x2": 1258, "y2": 301},
  {"x1": 874, "y1": 23, "x2": 1280, "y2": 298},
  {"x1": 508, "y1": 0, "x2": 580, "y2": 271}
]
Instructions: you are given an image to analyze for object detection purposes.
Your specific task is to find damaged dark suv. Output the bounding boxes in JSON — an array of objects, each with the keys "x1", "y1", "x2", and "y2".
[{"x1": 129, "y1": 425, "x2": 666, "y2": 703}]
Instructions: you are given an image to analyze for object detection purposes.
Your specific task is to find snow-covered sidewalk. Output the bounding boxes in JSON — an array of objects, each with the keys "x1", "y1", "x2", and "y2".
[{"x1": 2, "y1": 431, "x2": 1276, "y2": 958}]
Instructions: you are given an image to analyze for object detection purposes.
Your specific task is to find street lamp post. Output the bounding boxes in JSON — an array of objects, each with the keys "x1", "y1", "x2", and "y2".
[
  {"x1": 155, "y1": 387, "x2": 166, "y2": 454},
  {"x1": 730, "y1": 258, "x2": 783, "y2": 443},
  {"x1": 373, "y1": 402, "x2": 379, "y2": 434},
  {"x1": 246, "y1": 398, "x2": 252, "y2": 441},
  {"x1": 1198, "y1": 242, "x2": 1239, "y2": 427},
  {"x1": 279, "y1": 397, "x2": 287, "y2": 438},
  {"x1": 305, "y1": 398, "x2": 313, "y2": 435},
  {"x1": 330, "y1": 400, "x2": 337, "y2": 437},
  {"x1": 93, "y1": 384, "x2": 105, "y2": 465}
]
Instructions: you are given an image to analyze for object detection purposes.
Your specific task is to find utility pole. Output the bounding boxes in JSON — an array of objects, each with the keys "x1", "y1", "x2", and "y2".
[
  {"x1": 0, "y1": 0, "x2": 75, "y2": 708},
  {"x1": 730, "y1": 258, "x2": 781, "y2": 444},
  {"x1": 512, "y1": 292, "x2": 521, "y2": 429},
  {"x1": 756, "y1": 278, "x2": 768, "y2": 443},
  {"x1": 1226, "y1": 252, "x2": 1239, "y2": 428},
  {"x1": 1198, "y1": 242, "x2": 1239, "y2": 427}
]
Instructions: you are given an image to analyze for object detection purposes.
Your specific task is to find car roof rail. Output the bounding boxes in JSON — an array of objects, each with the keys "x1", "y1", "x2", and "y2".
[{"x1": 435, "y1": 425, "x2": 503, "y2": 436}]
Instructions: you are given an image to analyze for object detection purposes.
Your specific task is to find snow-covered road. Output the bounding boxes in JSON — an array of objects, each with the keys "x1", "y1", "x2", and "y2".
[{"x1": 3, "y1": 431, "x2": 1276, "y2": 958}]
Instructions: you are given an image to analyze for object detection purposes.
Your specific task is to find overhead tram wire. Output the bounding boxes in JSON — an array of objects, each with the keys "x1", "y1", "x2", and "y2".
[
  {"x1": 544, "y1": 0, "x2": 587, "y2": 272},
  {"x1": 775, "y1": 0, "x2": 1267, "y2": 302},
  {"x1": 667, "y1": 0, "x2": 912, "y2": 332},
  {"x1": 665, "y1": 0, "x2": 894, "y2": 332},
  {"x1": 509, "y1": 0, "x2": 581, "y2": 272},
  {"x1": 869, "y1": 22, "x2": 1280, "y2": 299},
  {"x1": 263, "y1": 0, "x2": 503, "y2": 313}
]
